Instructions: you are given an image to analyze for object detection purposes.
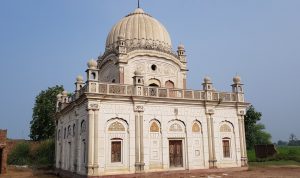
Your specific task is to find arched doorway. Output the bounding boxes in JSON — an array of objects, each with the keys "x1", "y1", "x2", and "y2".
[
  {"x1": 149, "y1": 83, "x2": 159, "y2": 87},
  {"x1": 148, "y1": 78, "x2": 161, "y2": 87},
  {"x1": 165, "y1": 80, "x2": 174, "y2": 88},
  {"x1": 165, "y1": 80, "x2": 175, "y2": 97}
]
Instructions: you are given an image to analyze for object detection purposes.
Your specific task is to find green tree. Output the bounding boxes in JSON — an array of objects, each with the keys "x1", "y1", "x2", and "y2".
[
  {"x1": 29, "y1": 85, "x2": 64, "y2": 141},
  {"x1": 244, "y1": 105, "x2": 271, "y2": 149}
]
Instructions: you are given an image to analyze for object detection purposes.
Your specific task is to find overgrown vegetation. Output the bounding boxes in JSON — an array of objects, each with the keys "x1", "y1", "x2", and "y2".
[
  {"x1": 245, "y1": 105, "x2": 272, "y2": 150},
  {"x1": 247, "y1": 146, "x2": 300, "y2": 163},
  {"x1": 7, "y1": 139, "x2": 55, "y2": 167},
  {"x1": 31, "y1": 139, "x2": 55, "y2": 167},
  {"x1": 7, "y1": 142, "x2": 31, "y2": 165}
]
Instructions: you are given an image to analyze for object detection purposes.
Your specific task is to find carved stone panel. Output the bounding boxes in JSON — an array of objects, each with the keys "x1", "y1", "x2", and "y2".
[
  {"x1": 220, "y1": 124, "x2": 231, "y2": 132},
  {"x1": 108, "y1": 121, "x2": 125, "y2": 131},
  {"x1": 88, "y1": 101, "x2": 100, "y2": 110},
  {"x1": 169, "y1": 123, "x2": 183, "y2": 132}
]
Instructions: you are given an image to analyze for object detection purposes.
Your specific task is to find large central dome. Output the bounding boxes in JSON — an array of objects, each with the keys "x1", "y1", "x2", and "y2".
[{"x1": 105, "y1": 8, "x2": 172, "y2": 51}]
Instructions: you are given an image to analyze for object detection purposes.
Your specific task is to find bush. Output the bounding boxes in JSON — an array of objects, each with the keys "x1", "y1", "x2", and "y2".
[
  {"x1": 249, "y1": 146, "x2": 300, "y2": 163},
  {"x1": 8, "y1": 142, "x2": 31, "y2": 165},
  {"x1": 7, "y1": 139, "x2": 55, "y2": 167},
  {"x1": 247, "y1": 149, "x2": 256, "y2": 162},
  {"x1": 31, "y1": 139, "x2": 55, "y2": 167}
]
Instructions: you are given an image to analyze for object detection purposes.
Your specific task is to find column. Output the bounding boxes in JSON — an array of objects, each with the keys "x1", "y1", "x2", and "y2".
[
  {"x1": 87, "y1": 109, "x2": 94, "y2": 175},
  {"x1": 93, "y1": 109, "x2": 99, "y2": 173},
  {"x1": 75, "y1": 119, "x2": 80, "y2": 173},
  {"x1": 119, "y1": 67, "x2": 124, "y2": 84},
  {"x1": 206, "y1": 113, "x2": 216, "y2": 168},
  {"x1": 240, "y1": 115, "x2": 248, "y2": 166},
  {"x1": 210, "y1": 115, "x2": 217, "y2": 167},
  {"x1": 135, "y1": 111, "x2": 145, "y2": 172},
  {"x1": 74, "y1": 119, "x2": 79, "y2": 172}
]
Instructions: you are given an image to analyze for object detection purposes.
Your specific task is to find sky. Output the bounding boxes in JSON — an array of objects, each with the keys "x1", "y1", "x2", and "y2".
[{"x1": 0, "y1": 0, "x2": 299, "y2": 142}]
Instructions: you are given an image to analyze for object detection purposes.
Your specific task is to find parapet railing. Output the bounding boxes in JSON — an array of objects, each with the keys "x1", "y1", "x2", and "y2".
[{"x1": 69, "y1": 82, "x2": 239, "y2": 103}]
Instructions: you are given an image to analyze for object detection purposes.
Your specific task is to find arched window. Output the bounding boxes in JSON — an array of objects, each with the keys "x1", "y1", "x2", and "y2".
[
  {"x1": 165, "y1": 80, "x2": 174, "y2": 88},
  {"x1": 57, "y1": 129, "x2": 61, "y2": 140},
  {"x1": 81, "y1": 120, "x2": 86, "y2": 134},
  {"x1": 64, "y1": 128, "x2": 66, "y2": 139},
  {"x1": 67, "y1": 125, "x2": 71, "y2": 138},
  {"x1": 149, "y1": 83, "x2": 159, "y2": 87},
  {"x1": 73, "y1": 124, "x2": 76, "y2": 136},
  {"x1": 192, "y1": 122, "x2": 201, "y2": 133},
  {"x1": 150, "y1": 122, "x2": 160, "y2": 132},
  {"x1": 91, "y1": 72, "x2": 96, "y2": 80},
  {"x1": 148, "y1": 78, "x2": 161, "y2": 87}
]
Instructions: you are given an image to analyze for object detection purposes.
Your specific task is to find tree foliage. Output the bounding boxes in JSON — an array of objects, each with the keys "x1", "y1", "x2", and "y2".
[
  {"x1": 29, "y1": 85, "x2": 64, "y2": 141},
  {"x1": 244, "y1": 105, "x2": 272, "y2": 149},
  {"x1": 288, "y1": 133, "x2": 300, "y2": 146}
]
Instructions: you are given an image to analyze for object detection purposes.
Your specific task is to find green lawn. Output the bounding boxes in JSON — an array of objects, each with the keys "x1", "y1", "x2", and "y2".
[
  {"x1": 249, "y1": 160, "x2": 300, "y2": 167},
  {"x1": 247, "y1": 146, "x2": 300, "y2": 165}
]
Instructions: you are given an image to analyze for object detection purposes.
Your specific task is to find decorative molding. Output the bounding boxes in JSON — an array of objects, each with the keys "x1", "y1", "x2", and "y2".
[
  {"x1": 169, "y1": 123, "x2": 183, "y2": 132},
  {"x1": 108, "y1": 121, "x2": 125, "y2": 131},
  {"x1": 134, "y1": 105, "x2": 144, "y2": 112},
  {"x1": 87, "y1": 101, "x2": 100, "y2": 110},
  {"x1": 220, "y1": 124, "x2": 231, "y2": 132}
]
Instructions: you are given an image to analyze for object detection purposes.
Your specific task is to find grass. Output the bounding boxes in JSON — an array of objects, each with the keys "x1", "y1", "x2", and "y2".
[
  {"x1": 247, "y1": 146, "x2": 300, "y2": 166},
  {"x1": 249, "y1": 160, "x2": 300, "y2": 167}
]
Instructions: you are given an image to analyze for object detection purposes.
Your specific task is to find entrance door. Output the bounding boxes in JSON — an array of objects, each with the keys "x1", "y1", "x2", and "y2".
[{"x1": 169, "y1": 140, "x2": 183, "y2": 167}]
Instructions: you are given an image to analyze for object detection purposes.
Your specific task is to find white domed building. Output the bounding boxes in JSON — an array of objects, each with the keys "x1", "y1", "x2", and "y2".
[{"x1": 55, "y1": 7, "x2": 249, "y2": 177}]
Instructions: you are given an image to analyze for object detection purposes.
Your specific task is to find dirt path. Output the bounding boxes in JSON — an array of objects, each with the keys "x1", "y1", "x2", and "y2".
[{"x1": 1, "y1": 166, "x2": 300, "y2": 178}]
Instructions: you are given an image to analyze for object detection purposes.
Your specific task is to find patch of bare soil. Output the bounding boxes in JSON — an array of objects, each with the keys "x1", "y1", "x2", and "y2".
[
  {"x1": 1, "y1": 166, "x2": 300, "y2": 178},
  {"x1": 0, "y1": 166, "x2": 58, "y2": 178}
]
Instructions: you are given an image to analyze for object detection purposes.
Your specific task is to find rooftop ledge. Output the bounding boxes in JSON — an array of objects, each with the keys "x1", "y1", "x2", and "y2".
[{"x1": 57, "y1": 82, "x2": 245, "y2": 111}]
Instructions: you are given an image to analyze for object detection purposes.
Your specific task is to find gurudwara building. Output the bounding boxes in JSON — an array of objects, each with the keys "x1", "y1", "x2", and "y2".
[{"x1": 55, "y1": 7, "x2": 249, "y2": 178}]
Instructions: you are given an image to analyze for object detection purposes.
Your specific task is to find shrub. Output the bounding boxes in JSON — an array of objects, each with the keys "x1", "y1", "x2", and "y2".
[
  {"x1": 249, "y1": 146, "x2": 300, "y2": 162},
  {"x1": 8, "y1": 142, "x2": 31, "y2": 165},
  {"x1": 31, "y1": 139, "x2": 55, "y2": 167}
]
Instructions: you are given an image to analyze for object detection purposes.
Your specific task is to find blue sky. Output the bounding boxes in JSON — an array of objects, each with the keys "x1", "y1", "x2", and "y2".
[{"x1": 0, "y1": 0, "x2": 299, "y2": 142}]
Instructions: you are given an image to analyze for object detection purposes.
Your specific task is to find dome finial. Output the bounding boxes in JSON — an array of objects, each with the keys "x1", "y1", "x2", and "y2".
[{"x1": 138, "y1": 0, "x2": 140, "y2": 8}]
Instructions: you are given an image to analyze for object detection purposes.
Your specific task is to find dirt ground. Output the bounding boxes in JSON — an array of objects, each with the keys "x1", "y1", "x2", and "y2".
[{"x1": 1, "y1": 166, "x2": 300, "y2": 178}]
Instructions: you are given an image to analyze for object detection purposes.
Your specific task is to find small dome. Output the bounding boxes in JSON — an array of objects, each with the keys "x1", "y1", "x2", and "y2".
[
  {"x1": 62, "y1": 90, "x2": 68, "y2": 96},
  {"x1": 233, "y1": 75, "x2": 241, "y2": 84},
  {"x1": 57, "y1": 93, "x2": 62, "y2": 99},
  {"x1": 106, "y1": 8, "x2": 172, "y2": 51},
  {"x1": 178, "y1": 44, "x2": 185, "y2": 50},
  {"x1": 87, "y1": 59, "x2": 97, "y2": 69},
  {"x1": 134, "y1": 69, "x2": 142, "y2": 76},
  {"x1": 76, "y1": 75, "x2": 83, "y2": 82},
  {"x1": 204, "y1": 76, "x2": 212, "y2": 83}
]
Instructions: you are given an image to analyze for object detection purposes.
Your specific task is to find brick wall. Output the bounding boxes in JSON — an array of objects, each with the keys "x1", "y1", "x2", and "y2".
[{"x1": 0, "y1": 130, "x2": 7, "y2": 174}]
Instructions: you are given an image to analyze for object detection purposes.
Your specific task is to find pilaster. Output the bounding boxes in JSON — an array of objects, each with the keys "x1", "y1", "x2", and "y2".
[
  {"x1": 134, "y1": 103, "x2": 145, "y2": 173},
  {"x1": 205, "y1": 107, "x2": 217, "y2": 168},
  {"x1": 86, "y1": 101, "x2": 100, "y2": 176}
]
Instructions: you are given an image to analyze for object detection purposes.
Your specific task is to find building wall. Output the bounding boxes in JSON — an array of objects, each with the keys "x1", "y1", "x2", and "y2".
[
  {"x1": 123, "y1": 56, "x2": 183, "y2": 88},
  {"x1": 56, "y1": 102, "x2": 88, "y2": 176},
  {"x1": 0, "y1": 130, "x2": 7, "y2": 174},
  {"x1": 55, "y1": 99, "x2": 243, "y2": 176}
]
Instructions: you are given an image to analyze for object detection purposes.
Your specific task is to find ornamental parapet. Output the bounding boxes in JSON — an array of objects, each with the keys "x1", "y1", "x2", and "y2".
[{"x1": 55, "y1": 82, "x2": 244, "y2": 112}]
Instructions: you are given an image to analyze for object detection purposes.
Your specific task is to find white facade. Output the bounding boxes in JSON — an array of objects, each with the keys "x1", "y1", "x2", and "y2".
[{"x1": 55, "y1": 7, "x2": 248, "y2": 177}]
